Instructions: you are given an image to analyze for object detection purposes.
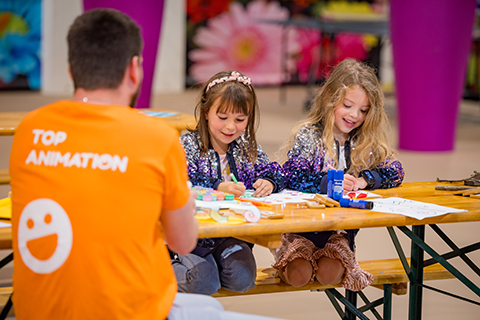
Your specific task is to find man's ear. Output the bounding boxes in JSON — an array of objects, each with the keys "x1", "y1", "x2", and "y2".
[
  {"x1": 128, "y1": 56, "x2": 142, "y2": 87},
  {"x1": 68, "y1": 65, "x2": 73, "y2": 81}
]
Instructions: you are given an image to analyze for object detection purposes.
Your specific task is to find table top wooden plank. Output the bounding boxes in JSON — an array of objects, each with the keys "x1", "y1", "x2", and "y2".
[
  {"x1": 0, "y1": 109, "x2": 196, "y2": 136},
  {"x1": 197, "y1": 181, "x2": 480, "y2": 238}
]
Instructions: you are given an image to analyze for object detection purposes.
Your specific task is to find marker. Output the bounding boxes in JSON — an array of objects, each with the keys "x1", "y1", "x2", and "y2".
[
  {"x1": 230, "y1": 173, "x2": 239, "y2": 184},
  {"x1": 340, "y1": 198, "x2": 374, "y2": 210}
]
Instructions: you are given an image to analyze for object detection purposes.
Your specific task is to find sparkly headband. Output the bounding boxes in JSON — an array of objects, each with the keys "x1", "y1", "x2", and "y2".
[{"x1": 205, "y1": 71, "x2": 252, "y2": 92}]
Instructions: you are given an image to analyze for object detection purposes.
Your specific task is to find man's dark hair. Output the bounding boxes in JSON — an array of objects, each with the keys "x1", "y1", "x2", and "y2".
[{"x1": 67, "y1": 8, "x2": 143, "y2": 90}]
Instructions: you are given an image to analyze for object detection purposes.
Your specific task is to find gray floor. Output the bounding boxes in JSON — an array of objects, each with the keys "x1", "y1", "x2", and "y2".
[{"x1": 1, "y1": 86, "x2": 480, "y2": 319}]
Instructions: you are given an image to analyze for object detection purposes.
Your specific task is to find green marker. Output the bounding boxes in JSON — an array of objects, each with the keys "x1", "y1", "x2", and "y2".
[{"x1": 230, "y1": 173, "x2": 238, "y2": 184}]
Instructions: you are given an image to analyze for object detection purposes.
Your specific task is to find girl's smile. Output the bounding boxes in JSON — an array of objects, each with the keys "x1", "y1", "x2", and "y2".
[{"x1": 207, "y1": 101, "x2": 249, "y2": 154}]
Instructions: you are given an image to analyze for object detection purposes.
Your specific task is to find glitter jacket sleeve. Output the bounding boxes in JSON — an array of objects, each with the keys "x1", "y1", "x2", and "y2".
[
  {"x1": 180, "y1": 132, "x2": 222, "y2": 189},
  {"x1": 369, "y1": 156, "x2": 405, "y2": 189},
  {"x1": 232, "y1": 135, "x2": 286, "y2": 193},
  {"x1": 282, "y1": 124, "x2": 330, "y2": 193}
]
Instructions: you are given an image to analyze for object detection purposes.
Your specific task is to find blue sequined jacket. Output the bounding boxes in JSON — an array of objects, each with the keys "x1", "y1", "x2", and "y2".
[
  {"x1": 283, "y1": 123, "x2": 405, "y2": 250},
  {"x1": 180, "y1": 131, "x2": 286, "y2": 256}
]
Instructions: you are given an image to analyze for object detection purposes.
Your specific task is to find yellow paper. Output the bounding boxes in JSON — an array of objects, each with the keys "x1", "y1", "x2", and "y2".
[{"x1": 0, "y1": 197, "x2": 12, "y2": 220}]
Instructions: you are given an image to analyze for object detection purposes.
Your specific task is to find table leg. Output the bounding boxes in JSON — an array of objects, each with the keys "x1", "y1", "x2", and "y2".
[
  {"x1": 408, "y1": 225, "x2": 424, "y2": 320},
  {"x1": 345, "y1": 290, "x2": 357, "y2": 320}
]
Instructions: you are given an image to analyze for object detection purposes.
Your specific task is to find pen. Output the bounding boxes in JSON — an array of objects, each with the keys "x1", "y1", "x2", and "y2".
[{"x1": 230, "y1": 173, "x2": 238, "y2": 184}]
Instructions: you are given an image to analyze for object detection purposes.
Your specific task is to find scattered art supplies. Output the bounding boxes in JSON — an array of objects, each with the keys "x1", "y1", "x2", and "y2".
[
  {"x1": 193, "y1": 186, "x2": 262, "y2": 223},
  {"x1": 237, "y1": 189, "x2": 315, "y2": 209},
  {"x1": 236, "y1": 189, "x2": 381, "y2": 210}
]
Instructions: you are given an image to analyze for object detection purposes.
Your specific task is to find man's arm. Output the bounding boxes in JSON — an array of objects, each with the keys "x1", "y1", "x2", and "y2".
[{"x1": 160, "y1": 189, "x2": 198, "y2": 255}]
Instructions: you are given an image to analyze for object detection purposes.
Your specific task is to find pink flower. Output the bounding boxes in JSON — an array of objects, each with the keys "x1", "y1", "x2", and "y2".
[
  {"x1": 189, "y1": 0, "x2": 299, "y2": 85},
  {"x1": 295, "y1": 29, "x2": 369, "y2": 82}
]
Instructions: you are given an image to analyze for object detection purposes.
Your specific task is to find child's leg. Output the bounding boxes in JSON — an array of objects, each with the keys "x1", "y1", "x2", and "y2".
[
  {"x1": 172, "y1": 253, "x2": 221, "y2": 295},
  {"x1": 315, "y1": 256, "x2": 345, "y2": 285},
  {"x1": 279, "y1": 258, "x2": 312, "y2": 287},
  {"x1": 212, "y1": 238, "x2": 256, "y2": 293},
  {"x1": 312, "y1": 233, "x2": 373, "y2": 291}
]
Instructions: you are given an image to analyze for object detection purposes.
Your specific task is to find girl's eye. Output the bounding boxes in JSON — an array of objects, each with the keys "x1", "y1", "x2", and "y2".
[
  {"x1": 343, "y1": 104, "x2": 351, "y2": 108},
  {"x1": 236, "y1": 118, "x2": 246, "y2": 122},
  {"x1": 361, "y1": 109, "x2": 368, "y2": 113},
  {"x1": 218, "y1": 116, "x2": 227, "y2": 120}
]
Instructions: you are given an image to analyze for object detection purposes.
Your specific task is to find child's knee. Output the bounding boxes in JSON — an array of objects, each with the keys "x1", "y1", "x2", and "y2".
[
  {"x1": 315, "y1": 257, "x2": 345, "y2": 285},
  {"x1": 284, "y1": 258, "x2": 312, "y2": 287},
  {"x1": 219, "y1": 258, "x2": 256, "y2": 292},
  {"x1": 174, "y1": 255, "x2": 221, "y2": 295}
]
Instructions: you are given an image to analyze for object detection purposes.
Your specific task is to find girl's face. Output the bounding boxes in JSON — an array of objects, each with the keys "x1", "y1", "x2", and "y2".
[
  {"x1": 206, "y1": 99, "x2": 249, "y2": 154},
  {"x1": 333, "y1": 86, "x2": 369, "y2": 143}
]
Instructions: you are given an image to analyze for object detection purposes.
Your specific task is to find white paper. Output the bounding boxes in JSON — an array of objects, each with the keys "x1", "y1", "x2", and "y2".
[
  {"x1": 0, "y1": 221, "x2": 11, "y2": 228},
  {"x1": 369, "y1": 197, "x2": 467, "y2": 220}
]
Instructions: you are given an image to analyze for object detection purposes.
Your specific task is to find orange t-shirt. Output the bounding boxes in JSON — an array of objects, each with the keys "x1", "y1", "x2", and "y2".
[{"x1": 9, "y1": 101, "x2": 190, "y2": 320}]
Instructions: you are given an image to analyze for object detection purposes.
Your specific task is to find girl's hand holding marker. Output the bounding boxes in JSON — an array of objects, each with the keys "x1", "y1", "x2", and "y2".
[{"x1": 220, "y1": 173, "x2": 245, "y2": 197}]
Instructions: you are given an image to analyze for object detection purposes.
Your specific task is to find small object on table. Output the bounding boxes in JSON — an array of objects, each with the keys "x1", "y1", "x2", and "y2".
[
  {"x1": 314, "y1": 193, "x2": 340, "y2": 207},
  {"x1": 347, "y1": 192, "x2": 368, "y2": 199},
  {"x1": 306, "y1": 201, "x2": 326, "y2": 209},
  {"x1": 453, "y1": 187, "x2": 480, "y2": 197},
  {"x1": 437, "y1": 171, "x2": 480, "y2": 186},
  {"x1": 435, "y1": 186, "x2": 475, "y2": 191},
  {"x1": 230, "y1": 173, "x2": 239, "y2": 184},
  {"x1": 340, "y1": 198, "x2": 374, "y2": 209},
  {"x1": 260, "y1": 211, "x2": 284, "y2": 219}
]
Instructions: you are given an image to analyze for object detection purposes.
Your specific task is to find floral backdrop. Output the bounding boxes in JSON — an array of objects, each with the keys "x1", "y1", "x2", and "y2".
[
  {"x1": 186, "y1": 0, "x2": 384, "y2": 86},
  {"x1": 0, "y1": 0, "x2": 41, "y2": 90}
]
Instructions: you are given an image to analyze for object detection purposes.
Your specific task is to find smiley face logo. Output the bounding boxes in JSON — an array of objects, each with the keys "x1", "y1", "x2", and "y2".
[{"x1": 18, "y1": 199, "x2": 73, "y2": 274}]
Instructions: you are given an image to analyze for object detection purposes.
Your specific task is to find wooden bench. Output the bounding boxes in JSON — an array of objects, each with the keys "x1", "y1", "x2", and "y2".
[
  {"x1": 213, "y1": 258, "x2": 454, "y2": 320},
  {"x1": 213, "y1": 258, "x2": 454, "y2": 297},
  {"x1": 0, "y1": 287, "x2": 13, "y2": 319}
]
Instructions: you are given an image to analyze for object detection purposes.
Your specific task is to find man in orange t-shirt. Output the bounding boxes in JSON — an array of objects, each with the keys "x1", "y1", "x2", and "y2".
[{"x1": 9, "y1": 9, "x2": 199, "y2": 320}]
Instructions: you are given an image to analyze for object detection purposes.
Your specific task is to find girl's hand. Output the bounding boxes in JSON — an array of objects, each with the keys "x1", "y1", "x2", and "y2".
[
  {"x1": 219, "y1": 181, "x2": 246, "y2": 197},
  {"x1": 252, "y1": 179, "x2": 274, "y2": 197},
  {"x1": 343, "y1": 174, "x2": 359, "y2": 191},
  {"x1": 343, "y1": 174, "x2": 368, "y2": 191}
]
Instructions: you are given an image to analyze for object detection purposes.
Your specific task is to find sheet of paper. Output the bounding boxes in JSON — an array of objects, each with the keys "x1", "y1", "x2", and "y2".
[
  {"x1": 0, "y1": 221, "x2": 11, "y2": 228},
  {"x1": 369, "y1": 197, "x2": 467, "y2": 220}
]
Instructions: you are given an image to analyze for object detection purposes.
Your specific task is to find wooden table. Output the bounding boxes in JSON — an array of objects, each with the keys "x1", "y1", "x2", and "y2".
[
  {"x1": 196, "y1": 181, "x2": 480, "y2": 319},
  {"x1": 1, "y1": 182, "x2": 479, "y2": 319},
  {"x1": 0, "y1": 109, "x2": 196, "y2": 136},
  {"x1": 198, "y1": 181, "x2": 480, "y2": 243}
]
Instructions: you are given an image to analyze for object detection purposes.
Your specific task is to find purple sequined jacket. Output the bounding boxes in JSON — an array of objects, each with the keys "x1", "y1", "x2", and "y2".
[
  {"x1": 180, "y1": 131, "x2": 285, "y2": 257},
  {"x1": 283, "y1": 123, "x2": 405, "y2": 194},
  {"x1": 180, "y1": 131, "x2": 285, "y2": 193}
]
